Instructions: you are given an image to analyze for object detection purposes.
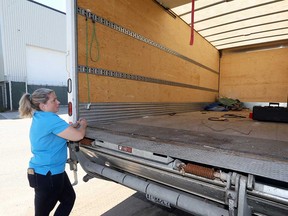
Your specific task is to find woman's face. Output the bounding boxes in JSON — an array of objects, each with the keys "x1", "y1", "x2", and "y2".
[{"x1": 41, "y1": 92, "x2": 60, "y2": 113}]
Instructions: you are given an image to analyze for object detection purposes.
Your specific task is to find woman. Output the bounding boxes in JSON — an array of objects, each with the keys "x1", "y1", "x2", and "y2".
[{"x1": 19, "y1": 88, "x2": 87, "y2": 216}]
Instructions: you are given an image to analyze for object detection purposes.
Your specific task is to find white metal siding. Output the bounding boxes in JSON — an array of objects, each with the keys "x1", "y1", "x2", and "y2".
[
  {"x1": 0, "y1": 0, "x2": 5, "y2": 82},
  {"x1": 1, "y1": 0, "x2": 66, "y2": 82},
  {"x1": 0, "y1": 28, "x2": 4, "y2": 82}
]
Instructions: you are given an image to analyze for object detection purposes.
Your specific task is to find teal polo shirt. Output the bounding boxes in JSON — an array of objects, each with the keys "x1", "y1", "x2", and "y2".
[{"x1": 29, "y1": 111, "x2": 69, "y2": 175}]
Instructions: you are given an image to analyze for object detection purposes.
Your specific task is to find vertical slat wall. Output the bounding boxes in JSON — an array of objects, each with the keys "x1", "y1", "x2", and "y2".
[
  {"x1": 220, "y1": 42, "x2": 288, "y2": 103},
  {"x1": 76, "y1": 0, "x2": 219, "y2": 121}
]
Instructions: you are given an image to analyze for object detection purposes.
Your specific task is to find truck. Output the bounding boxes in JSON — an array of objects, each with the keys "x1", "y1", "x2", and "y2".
[{"x1": 65, "y1": 0, "x2": 288, "y2": 215}]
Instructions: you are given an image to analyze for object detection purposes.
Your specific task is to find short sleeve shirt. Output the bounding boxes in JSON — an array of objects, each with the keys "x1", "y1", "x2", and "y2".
[{"x1": 29, "y1": 111, "x2": 70, "y2": 175}]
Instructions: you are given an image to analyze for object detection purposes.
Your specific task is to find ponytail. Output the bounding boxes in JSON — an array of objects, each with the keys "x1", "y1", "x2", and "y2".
[
  {"x1": 18, "y1": 93, "x2": 34, "y2": 118},
  {"x1": 18, "y1": 88, "x2": 54, "y2": 118}
]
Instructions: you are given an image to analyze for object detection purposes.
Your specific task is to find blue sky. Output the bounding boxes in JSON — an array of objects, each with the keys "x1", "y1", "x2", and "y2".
[{"x1": 34, "y1": 0, "x2": 66, "y2": 12}]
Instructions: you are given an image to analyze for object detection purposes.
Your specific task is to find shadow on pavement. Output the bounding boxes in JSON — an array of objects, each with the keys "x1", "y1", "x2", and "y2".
[{"x1": 102, "y1": 192, "x2": 193, "y2": 216}]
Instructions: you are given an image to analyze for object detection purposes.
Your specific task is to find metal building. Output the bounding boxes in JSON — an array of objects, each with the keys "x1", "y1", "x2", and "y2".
[{"x1": 0, "y1": 0, "x2": 67, "y2": 110}]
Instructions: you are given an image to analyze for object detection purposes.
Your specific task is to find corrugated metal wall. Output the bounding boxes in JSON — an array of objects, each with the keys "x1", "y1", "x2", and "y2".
[
  {"x1": 1, "y1": 0, "x2": 66, "y2": 82},
  {"x1": 0, "y1": 1, "x2": 4, "y2": 82},
  {"x1": 0, "y1": 0, "x2": 66, "y2": 109}
]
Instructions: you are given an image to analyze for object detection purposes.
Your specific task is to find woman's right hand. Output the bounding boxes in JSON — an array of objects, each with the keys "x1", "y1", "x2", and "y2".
[{"x1": 78, "y1": 118, "x2": 88, "y2": 128}]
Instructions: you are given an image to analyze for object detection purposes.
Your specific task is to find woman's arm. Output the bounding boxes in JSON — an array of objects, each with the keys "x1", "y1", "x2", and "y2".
[{"x1": 57, "y1": 119, "x2": 88, "y2": 141}]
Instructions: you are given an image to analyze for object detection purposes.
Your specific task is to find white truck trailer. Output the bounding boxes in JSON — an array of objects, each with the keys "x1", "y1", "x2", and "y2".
[{"x1": 66, "y1": 0, "x2": 288, "y2": 215}]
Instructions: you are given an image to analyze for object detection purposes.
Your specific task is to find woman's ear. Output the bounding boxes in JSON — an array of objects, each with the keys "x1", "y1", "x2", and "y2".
[{"x1": 39, "y1": 103, "x2": 46, "y2": 111}]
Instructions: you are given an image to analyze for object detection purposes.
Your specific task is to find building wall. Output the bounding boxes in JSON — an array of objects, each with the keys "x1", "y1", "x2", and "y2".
[
  {"x1": 26, "y1": 45, "x2": 67, "y2": 86},
  {"x1": 0, "y1": 0, "x2": 67, "y2": 110},
  {"x1": 0, "y1": 23, "x2": 4, "y2": 82},
  {"x1": 0, "y1": 13, "x2": 4, "y2": 109}
]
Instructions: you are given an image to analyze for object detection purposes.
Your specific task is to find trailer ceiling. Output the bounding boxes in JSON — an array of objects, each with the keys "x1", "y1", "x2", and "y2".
[{"x1": 155, "y1": 0, "x2": 288, "y2": 50}]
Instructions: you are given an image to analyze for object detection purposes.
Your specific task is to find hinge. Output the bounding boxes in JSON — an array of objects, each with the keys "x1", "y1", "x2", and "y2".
[{"x1": 225, "y1": 172, "x2": 253, "y2": 216}]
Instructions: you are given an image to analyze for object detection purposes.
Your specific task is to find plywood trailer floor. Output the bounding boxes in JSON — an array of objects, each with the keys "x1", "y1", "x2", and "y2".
[{"x1": 85, "y1": 110, "x2": 288, "y2": 183}]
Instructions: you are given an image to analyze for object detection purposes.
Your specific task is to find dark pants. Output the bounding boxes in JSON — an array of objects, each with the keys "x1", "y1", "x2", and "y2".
[{"x1": 34, "y1": 171, "x2": 76, "y2": 216}]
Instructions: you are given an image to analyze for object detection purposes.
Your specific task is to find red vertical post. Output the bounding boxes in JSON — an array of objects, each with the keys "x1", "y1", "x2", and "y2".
[{"x1": 190, "y1": 0, "x2": 195, "y2": 45}]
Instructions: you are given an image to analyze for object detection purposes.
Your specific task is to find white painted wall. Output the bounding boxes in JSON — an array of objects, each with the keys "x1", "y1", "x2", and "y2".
[{"x1": 26, "y1": 45, "x2": 66, "y2": 86}]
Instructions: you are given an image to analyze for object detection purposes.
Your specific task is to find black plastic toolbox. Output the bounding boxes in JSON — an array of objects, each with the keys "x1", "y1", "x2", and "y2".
[{"x1": 252, "y1": 103, "x2": 288, "y2": 123}]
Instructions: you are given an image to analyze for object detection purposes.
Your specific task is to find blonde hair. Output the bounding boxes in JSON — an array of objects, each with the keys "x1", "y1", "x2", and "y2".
[{"x1": 18, "y1": 88, "x2": 54, "y2": 118}]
